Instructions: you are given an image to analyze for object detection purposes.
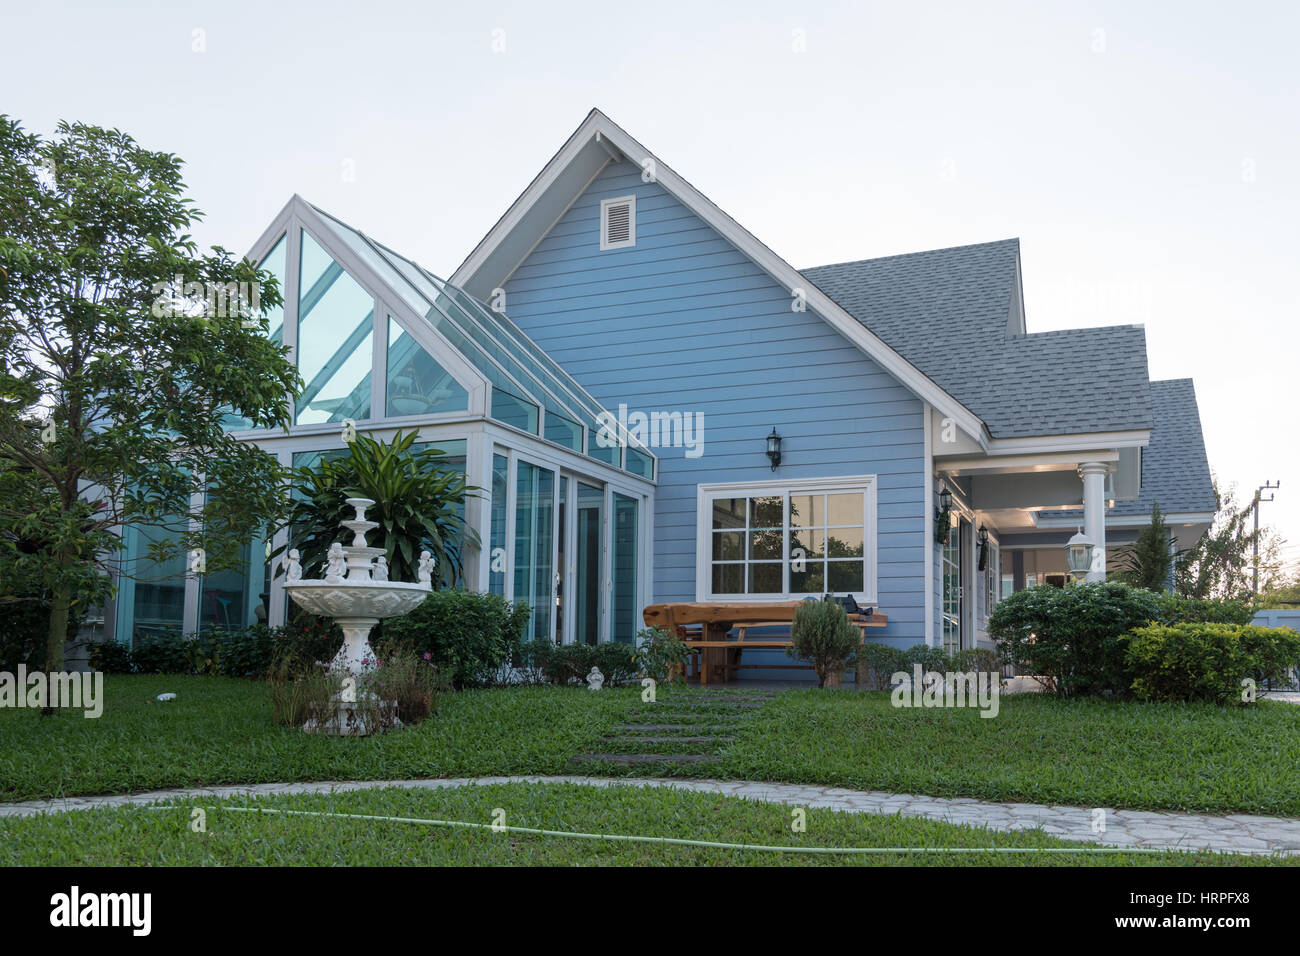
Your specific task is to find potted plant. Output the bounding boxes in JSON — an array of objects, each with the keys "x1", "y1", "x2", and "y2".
[{"x1": 789, "y1": 595, "x2": 859, "y2": 688}]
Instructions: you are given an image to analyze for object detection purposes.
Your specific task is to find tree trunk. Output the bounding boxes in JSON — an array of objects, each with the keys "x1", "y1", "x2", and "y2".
[{"x1": 45, "y1": 580, "x2": 71, "y2": 681}]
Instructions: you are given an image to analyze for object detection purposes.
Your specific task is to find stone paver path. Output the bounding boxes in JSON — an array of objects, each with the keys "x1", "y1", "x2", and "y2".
[{"x1": 4, "y1": 775, "x2": 1299, "y2": 856}]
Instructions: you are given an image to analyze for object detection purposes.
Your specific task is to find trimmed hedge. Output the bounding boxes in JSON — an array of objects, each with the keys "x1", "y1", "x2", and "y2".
[
  {"x1": 380, "y1": 589, "x2": 530, "y2": 689},
  {"x1": 1127, "y1": 623, "x2": 1300, "y2": 704}
]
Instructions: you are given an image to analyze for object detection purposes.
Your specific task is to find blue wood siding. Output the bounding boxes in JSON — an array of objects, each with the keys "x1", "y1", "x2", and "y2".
[{"x1": 502, "y1": 161, "x2": 927, "y2": 649}]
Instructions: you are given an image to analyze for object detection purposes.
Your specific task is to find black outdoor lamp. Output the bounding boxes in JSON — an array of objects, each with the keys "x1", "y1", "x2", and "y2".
[
  {"x1": 977, "y1": 525, "x2": 989, "y2": 571},
  {"x1": 765, "y1": 427, "x2": 782, "y2": 470},
  {"x1": 934, "y1": 486, "x2": 953, "y2": 544}
]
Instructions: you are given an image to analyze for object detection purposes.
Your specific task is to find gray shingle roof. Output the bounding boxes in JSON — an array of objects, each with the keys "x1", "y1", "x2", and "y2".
[
  {"x1": 801, "y1": 239, "x2": 1153, "y2": 439},
  {"x1": 1112, "y1": 379, "x2": 1218, "y2": 516}
]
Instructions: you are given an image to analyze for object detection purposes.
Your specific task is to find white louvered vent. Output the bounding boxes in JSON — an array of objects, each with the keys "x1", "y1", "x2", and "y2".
[{"x1": 600, "y1": 195, "x2": 636, "y2": 250}]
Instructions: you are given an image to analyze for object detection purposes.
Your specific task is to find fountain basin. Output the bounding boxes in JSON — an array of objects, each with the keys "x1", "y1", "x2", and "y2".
[{"x1": 283, "y1": 579, "x2": 431, "y2": 620}]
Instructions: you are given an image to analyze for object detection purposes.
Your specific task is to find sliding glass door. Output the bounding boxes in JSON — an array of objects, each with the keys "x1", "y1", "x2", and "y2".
[
  {"x1": 513, "y1": 460, "x2": 555, "y2": 642},
  {"x1": 609, "y1": 492, "x2": 640, "y2": 645},
  {"x1": 574, "y1": 483, "x2": 604, "y2": 645}
]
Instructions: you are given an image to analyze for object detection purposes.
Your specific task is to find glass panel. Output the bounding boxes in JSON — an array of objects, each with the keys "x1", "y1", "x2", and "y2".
[
  {"x1": 712, "y1": 498, "x2": 745, "y2": 530},
  {"x1": 610, "y1": 492, "x2": 639, "y2": 644},
  {"x1": 513, "y1": 461, "x2": 555, "y2": 642},
  {"x1": 492, "y1": 387, "x2": 540, "y2": 433},
  {"x1": 713, "y1": 531, "x2": 743, "y2": 561},
  {"x1": 712, "y1": 564, "x2": 745, "y2": 594},
  {"x1": 575, "y1": 484, "x2": 603, "y2": 646},
  {"x1": 749, "y1": 529, "x2": 782, "y2": 560},
  {"x1": 386, "y1": 316, "x2": 470, "y2": 418},
  {"x1": 827, "y1": 560, "x2": 864, "y2": 593},
  {"x1": 789, "y1": 494, "x2": 814, "y2": 528},
  {"x1": 826, "y1": 527, "x2": 864, "y2": 558},
  {"x1": 544, "y1": 411, "x2": 583, "y2": 451},
  {"x1": 792, "y1": 529, "x2": 825, "y2": 560},
  {"x1": 750, "y1": 496, "x2": 782, "y2": 528},
  {"x1": 221, "y1": 234, "x2": 288, "y2": 431},
  {"x1": 555, "y1": 477, "x2": 566, "y2": 644},
  {"x1": 625, "y1": 447, "x2": 654, "y2": 479},
  {"x1": 941, "y1": 519, "x2": 962, "y2": 655},
  {"x1": 296, "y1": 230, "x2": 373, "y2": 424},
  {"x1": 489, "y1": 453, "x2": 508, "y2": 596},
  {"x1": 827, "y1": 492, "x2": 863, "y2": 526},
  {"x1": 748, "y1": 563, "x2": 782, "y2": 594},
  {"x1": 199, "y1": 537, "x2": 261, "y2": 633},
  {"x1": 116, "y1": 518, "x2": 188, "y2": 644}
]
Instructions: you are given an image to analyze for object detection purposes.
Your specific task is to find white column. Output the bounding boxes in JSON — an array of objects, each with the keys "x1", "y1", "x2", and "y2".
[{"x1": 1079, "y1": 461, "x2": 1109, "y2": 582}]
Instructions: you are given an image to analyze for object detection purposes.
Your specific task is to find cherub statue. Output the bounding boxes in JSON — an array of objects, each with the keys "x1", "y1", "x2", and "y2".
[
  {"x1": 586, "y1": 666, "x2": 605, "y2": 691},
  {"x1": 325, "y1": 542, "x2": 346, "y2": 583},
  {"x1": 285, "y1": 549, "x2": 302, "y2": 582},
  {"x1": 417, "y1": 550, "x2": 434, "y2": 585},
  {"x1": 373, "y1": 555, "x2": 389, "y2": 581}
]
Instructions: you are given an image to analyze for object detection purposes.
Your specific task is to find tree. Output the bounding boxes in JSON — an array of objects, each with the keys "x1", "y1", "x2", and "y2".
[
  {"x1": 275, "y1": 431, "x2": 478, "y2": 588},
  {"x1": 1175, "y1": 478, "x2": 1282, "y2": 601},
  {"x1": 0, "y1": 116, "x2": 301, "y2": 674},
  {"x1": 1114, "y1": 502, "x2": 1174, "y2": 591}
]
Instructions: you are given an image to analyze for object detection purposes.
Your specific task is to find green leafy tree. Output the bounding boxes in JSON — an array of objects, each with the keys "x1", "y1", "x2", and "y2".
[
  {"x1": 1176, "y1": 479, "x2": 1282, "y2": 601},
  {"x1": 1114, "y1": 502, "x2": 1174, "y2": 591},
  {"x1": 0, "y1": 116, "x2": 301, "y2": 674},
  {"x1": 275, "y1": 431, "x2": 478, "y2": 587}
]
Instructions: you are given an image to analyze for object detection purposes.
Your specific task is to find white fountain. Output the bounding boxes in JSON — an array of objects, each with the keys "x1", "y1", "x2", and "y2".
[{"x1": 283, "y1": 497, "x2": 432, "y2": 735}]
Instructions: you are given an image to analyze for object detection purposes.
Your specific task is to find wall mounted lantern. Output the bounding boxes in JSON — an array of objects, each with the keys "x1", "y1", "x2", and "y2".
[
  {"x1": 765, "y1": 428, "x2": 782, "y2": 470},
  {"x1": 1066, "y1": 527, "x2": 1095, "y2": 581},
  {"x1": 977, "y1": 525, "x2": 990, "y2": 571},
  {"x1": 934, "y1": 486, "x2": 953, "y2": 545}
]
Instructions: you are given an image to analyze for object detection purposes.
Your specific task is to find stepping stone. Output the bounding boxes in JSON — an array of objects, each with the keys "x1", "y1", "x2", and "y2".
[
  {"x1": 570, "y1": 753, "x2": 721, "y2": 766},
  {"x1": 619, "y1": 724, "x2": 742, "y2": 732},
  {"x1": 604, "y1": 736, "x2": 734, "y2": 744}
]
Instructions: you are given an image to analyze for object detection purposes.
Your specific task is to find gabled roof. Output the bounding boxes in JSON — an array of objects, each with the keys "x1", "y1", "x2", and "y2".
[
  {"x1": 801, "y1": 241, "x2": 1154, "y2": 439},
  {"x1": 450, "y1": 108, "x2": 989, "y2": 445},
  {"x1": 1111, "y1": 378, "x2": 1217, "y2": 516}
]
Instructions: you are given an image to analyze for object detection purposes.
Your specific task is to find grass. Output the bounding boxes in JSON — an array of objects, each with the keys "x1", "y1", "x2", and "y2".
[
  {"x1": 1, "y1": 782, "x2": 1290, "y2": 866},
  {"x1": 4, "y1": 676, "x2": 1300, "y2": 819}
]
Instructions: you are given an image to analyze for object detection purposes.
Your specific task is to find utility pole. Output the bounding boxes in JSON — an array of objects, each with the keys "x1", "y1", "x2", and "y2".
[{"x1": 1253, "y1": 481, "x2": 1280, "y2": 593}]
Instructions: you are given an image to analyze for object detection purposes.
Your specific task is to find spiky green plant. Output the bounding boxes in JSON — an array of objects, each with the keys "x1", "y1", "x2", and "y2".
[{"x1": 274, "y1": 431, "x2": 479, "y2": 587}]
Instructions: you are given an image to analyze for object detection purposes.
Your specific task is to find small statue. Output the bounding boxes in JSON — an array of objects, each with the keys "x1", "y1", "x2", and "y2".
[
  {"x1": 586, "y1": 666, "x2": 604, "y2": 691},
  {"x1": 373, "y1": 555, "x2": 389, "y2": 581},
  {"x1": 325, "y1": 542, "x2": 346, "y2": 583},
  {"x1": 285, "y1": 549, "x2": 302, "y2": 582},
  {"x1": 417, "y1": 550, "x2": 433, "y2": 585}
]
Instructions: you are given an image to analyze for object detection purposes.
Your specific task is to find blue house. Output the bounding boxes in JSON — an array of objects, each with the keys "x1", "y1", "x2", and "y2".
[{"x1": 105, "y1": 110, "x2": 1216, "y2": 672}]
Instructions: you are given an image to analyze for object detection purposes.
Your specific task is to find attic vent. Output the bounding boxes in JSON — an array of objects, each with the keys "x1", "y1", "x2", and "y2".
[{"x1": 600, "y1": 195, "x2": 636, "y2": 250}]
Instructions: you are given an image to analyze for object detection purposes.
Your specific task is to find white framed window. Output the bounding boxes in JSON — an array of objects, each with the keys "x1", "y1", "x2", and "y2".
[
  {"x1": 599, "y1": 195, "x2": 636, "y2": 250},
  {"x1": 984, "y1": 538, "x2": 999, "y2": 618},
  {"x1": 695, "y1": 476, "x2": 877, "y2": 604}
]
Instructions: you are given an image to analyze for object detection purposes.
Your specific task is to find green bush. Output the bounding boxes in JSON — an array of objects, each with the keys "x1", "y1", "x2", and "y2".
[
  {"x1": 788, "y1": 595, "x2": 859, "y2": 688},
  {"x1": 988, "y1": 581, "x2": 1162, "y2": 696},
  {"x1": 1155, "y1": 594, "x2": 1256, "y2": 626},
  {"x1": 856, "y1": 641, "x2": 907, "y2": 690},
  {"x1": 86, "y1": 639, "x2": 133, "y2": 673},
  {"x1": 524, "y1": 640, "x2": 640, "y2": 687},
  {"x1": 634, "y1": 626, "x2": 690, "y2": 683},
  {"x1": 0, "y1": 595, "x2": 82, "y2": 672},
  {"x1": 88, "y1": 625, "x2": 286, "y2": 678},
  {"x1": 380, "y1": 589, "x2": 529, "y2": 689},
  {"x1": 1126, "y1": 623, "x2": 1300, "y2": 705}
]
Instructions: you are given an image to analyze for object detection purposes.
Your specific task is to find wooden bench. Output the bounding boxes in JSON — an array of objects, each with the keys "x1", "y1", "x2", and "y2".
[{"x1": 677, "y1": 616, "x2": 885, "y2": 685}]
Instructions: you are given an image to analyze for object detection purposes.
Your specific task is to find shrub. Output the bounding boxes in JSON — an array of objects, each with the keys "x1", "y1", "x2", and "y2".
[
  {"x1": 635, "y1": 626, "x2": 690, "y2": 683},
  {"x1": 856, "y1": 641, "x2": 907, "y2": 690},
  {"x1": 86, "y1": 639, "x2": 133, "y2": 673},
  {"x1": 954, "y1": 648, "x2": 1001, "y2": 675},
  {"x1": 788, "y1": 595, "x2": 859, "y2": 688},
  {"x1": 380, "y1": 589, "x2": 529, "y2": 689},
  {"x1": 1155, "y1": 594, "x2": 1256, "y2": 626},
  {"x1": 902, "y1": 643, "x2": 956, "y2": 674},
  {"x1": 366, "y1": 642, "x2": 449, "y2": 725},
  {"x1": 525, "y1": 641, "x2": 640, "y2": 687},
  {"x1": 1126, "y1": 623, "x2": 1300, "y2": 705},
  {"x1": 988, "y1": 581, "x2": 1162, "y2": 696},
  {"x1": 88, "y1": 625, "x2": 283, "y2": 678}
]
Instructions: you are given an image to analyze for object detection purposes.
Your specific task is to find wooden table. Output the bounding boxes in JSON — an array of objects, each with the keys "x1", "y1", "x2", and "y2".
[{"x1": 642, "y1": 601, "x2": 888, "y2": 686}]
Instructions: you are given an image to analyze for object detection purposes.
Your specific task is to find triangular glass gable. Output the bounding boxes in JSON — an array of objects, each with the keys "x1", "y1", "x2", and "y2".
[
  {"x1": 295, "y1": 230, "x2": 373, "y2": 425},
  {"x1": 385, "y1": 315, "x2": 470, "y2": 417}
]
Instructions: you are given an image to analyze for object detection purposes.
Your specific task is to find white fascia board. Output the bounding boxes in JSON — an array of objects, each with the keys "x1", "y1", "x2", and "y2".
[
  {"x1": 940, "y1": 449, "x2": 1120, "y2": 476},
  {"x1": 984, "y1": 429, "x2": 1151, "y2": 456},
  {"x1": 451, "y1": 110, "x2": 988, "y2": 449},
  {"x1": 245, "y1": 197, "x2": 298, "y2": 266},
  {"x1": 1033, "y1": 511, "x2": 1215, "y2": 529}
]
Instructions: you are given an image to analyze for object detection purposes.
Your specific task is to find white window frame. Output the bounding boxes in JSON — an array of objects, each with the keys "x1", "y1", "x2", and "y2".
[
  {"x1": 695, "y1": 475, "x2": 878, "y2": 605},
  {"x1": 599, "y1": 195, "x2": 637, "y2": 250}
]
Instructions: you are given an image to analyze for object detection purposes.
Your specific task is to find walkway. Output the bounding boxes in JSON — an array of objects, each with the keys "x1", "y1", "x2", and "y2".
[{"x1": 4, "y1": 775, "x2": 1299, "y2": 856}]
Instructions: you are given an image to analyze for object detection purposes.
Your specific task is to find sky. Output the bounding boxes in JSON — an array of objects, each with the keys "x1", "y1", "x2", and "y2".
[{"x1": 2, "y1": 0, "x2": 1296, "y2": 574}]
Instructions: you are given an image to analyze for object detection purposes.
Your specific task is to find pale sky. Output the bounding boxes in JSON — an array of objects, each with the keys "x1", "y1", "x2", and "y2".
[{"x1": 2, "y1": 0, "x2": 1296, "y2": 573}]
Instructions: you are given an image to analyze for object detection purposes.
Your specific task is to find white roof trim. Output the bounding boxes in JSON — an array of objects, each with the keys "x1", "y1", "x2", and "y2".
[{"x1": 451, "y1": 109, "x2": 989, "y2": 448}]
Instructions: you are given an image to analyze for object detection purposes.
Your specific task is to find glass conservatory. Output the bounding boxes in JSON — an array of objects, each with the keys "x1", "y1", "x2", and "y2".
[{"x1": 108, "y1": 197, "x2": 656, "y2": 647}]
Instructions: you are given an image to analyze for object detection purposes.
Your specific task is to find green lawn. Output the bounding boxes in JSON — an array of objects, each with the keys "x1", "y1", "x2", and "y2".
[
  {"x1": 0, "y1": 782, "x2": 1288, "y2": 866},
  {"x1": 4, "y1": 675, "x2": 1300, "y2": 819}
]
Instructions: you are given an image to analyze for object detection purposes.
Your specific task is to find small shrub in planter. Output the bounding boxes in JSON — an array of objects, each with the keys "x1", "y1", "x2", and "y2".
[
  {"x1": 988, "y1": 581, "x2": 1162, "y2": 696},
  {"x1": 788, "y1": 595, "x2": 859, "y2": 688},
  {"x1": 1126, "y1": 622, "x2": 1300, "y2": 705}
]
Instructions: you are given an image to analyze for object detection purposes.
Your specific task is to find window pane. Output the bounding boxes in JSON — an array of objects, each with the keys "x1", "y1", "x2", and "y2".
[
  {"x1": 513, "y1": 461, "x2": 554, "y2": 641},
  {"x1": 827, "y1": 559, "x2": 864, "y2": 592},
  {"x1": 492, "y1": 387, "x2": 540, "y2": 433},
  {"x1": 792, "y1": 529, "x2": 825, "y2": 560},
  {"x1": 826, "y1": 492, "x2": 864, "y2": 527},
  {"x1": 790, "y1": 563, "x2": 826, "y2": 595},
  {"x1": 625, "y1": 447, "x2": 654, "y2": 479},
  {"x1": 750, "y1": 496, "x2": 782, "y2": 528},
  {"x1": 712, "y1": 531, "x2": 743, "y2": 561},
  {"x1": 296, "y1": 230, "x2": 373, "y2": 424},
  {"x1": 749, "y1": 529, "x2": 782, "y2": 560},
  {"x1": 489, "y1": 453, "x2": 508, "y2": 596},
  {"x1": 610, "y1": 492, "x2": 639, "y2": 644},
  {"x1": 221, "y1": 235, "x2": 288, "y2": 431},
  {"x1": 789, "y1": 494, "x2": 815, "y2": 528},
  {"x1": 712, "y1": 498, "x2": 745, "y2": 530},
  {"x1": 544, "y1": 411, "x2": 582, "y2": 451},
  {"x1": 711, "y1": 563, "x2": 745, "y2": 594},
  {"x1": 826, "y1": 527, "x2": 864, "y2": 558},
  {"x1": 748, "y1": 562, "x2": 782, "y2": 593},
  {"x1": 386, "y1": 316, "x2": 470, "y2": 418}
]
